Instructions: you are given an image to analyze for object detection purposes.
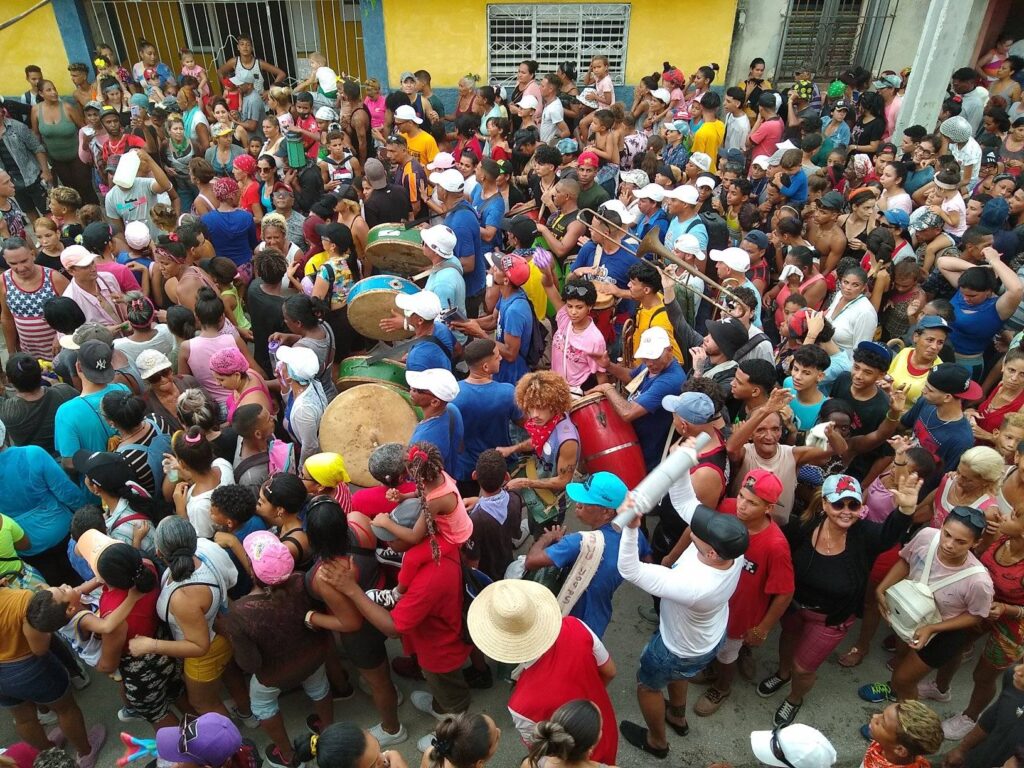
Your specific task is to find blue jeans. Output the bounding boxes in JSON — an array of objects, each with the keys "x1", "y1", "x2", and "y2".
[
  {"x1": 636, "y1": 631, "x2": 722, "y2": 690},
  {"x1": 0, "y1": 653, "x2": 70, "y2": 707}
]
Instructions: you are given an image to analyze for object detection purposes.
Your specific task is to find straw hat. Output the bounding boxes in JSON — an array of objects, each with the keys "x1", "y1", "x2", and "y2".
[{"x1": 467, "y1": 580, "x2": 562, "y2": 663}]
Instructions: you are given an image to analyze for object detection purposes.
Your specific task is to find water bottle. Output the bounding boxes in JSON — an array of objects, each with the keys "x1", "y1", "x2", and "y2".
[
  {"x1": 113, "y1": 150, "x2": 140, "y2": 189},
  {"x1": 285, "y1": 131, "x2": 306, "y2": 168}
]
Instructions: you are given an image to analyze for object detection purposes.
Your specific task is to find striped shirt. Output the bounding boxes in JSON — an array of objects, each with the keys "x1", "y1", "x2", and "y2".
[{"x1": 2, "y1": 267, "x2": 59, "y2": 359}]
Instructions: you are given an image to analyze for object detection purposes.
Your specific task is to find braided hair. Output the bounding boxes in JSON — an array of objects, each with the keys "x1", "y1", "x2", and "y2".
[{"x1": 407, "y1": 441, "x2": 444, "y2": 563}]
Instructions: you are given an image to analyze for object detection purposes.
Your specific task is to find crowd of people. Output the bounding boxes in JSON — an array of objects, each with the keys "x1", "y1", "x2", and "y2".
[{"x1": 2, "y1": 28, "x2": 1024, "y2": 768}]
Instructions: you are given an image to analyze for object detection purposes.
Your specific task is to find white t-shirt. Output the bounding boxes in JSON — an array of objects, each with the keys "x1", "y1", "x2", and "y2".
[
  {"x1": 540, "y1": 98, "x2": 565, "y2": 144},
  {"x1": 113, "y1": 324, "x2": 175, "y2": 365},
  {"x1": 724, "y1": 112, "x2": 751, "y2": 151},
  {"x1": 184, "y1": 458, "x2": 236, "y2": 538},
  {"x1": 951, "y1": 138, "x2": 982, "y2": 188}
]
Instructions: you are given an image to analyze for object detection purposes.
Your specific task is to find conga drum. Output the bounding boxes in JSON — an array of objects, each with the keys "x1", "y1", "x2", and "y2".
[
  {"x1": 364, "y1": 224, "x2": 431, "y2": 276},
  {"x1": 319, "y1": 383, "x2": 421, "y2": 487},
  {"x1": 346, "y1": 275, "x2": 419, "y2": 341},
  {"x1": 569, "y1": 392, "x2": 647, "y2": 489},
  {"x1": 592, "y1": 293, "x2": 617, "y2": 345},
  {"x1": 337, "y1": 356, "x2": 408, "y2": 391}
]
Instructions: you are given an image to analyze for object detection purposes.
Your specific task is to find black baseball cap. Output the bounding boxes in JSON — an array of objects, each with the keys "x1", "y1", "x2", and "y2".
[
  {"x1": 78, "y1": 339, "x2": 115, "y2": 384},
  {"x1": 500, "y1": 215, "x2": 539, "y2": 247},
  {"x1": 927, "y1": 363, "x2": 982, "y2": 401},
  {"x1": 315, "y1": 222, "x2": 353, "y2": 252},
  {"x1": 690, "y1": 504, "x2": 749, "y2": 559},
  {"x1": 73, "y1": 450, "x2": 132, "y2": 491},
  {"x1": 81, "y1": 221, "x2": 114, "y2": 254},
  {"x1": 818, "y1": 190, "x2": 846, "y2": 211}
]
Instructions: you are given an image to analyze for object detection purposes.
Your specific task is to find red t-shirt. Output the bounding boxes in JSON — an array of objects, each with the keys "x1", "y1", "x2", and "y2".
[
  {"x1": 239, "y1": 181, "x2": 262, "y2": 216},
  {"x1": 100, "y1": 133, "x2": 147, "y2": 168},
  {"x1": 718, "y1": 500, "x2": 795, "y2": 638},
  {"x1": 390, "y1": 536, "x2": 470, "y2": 673},
  {"x1": 351, "y1": 482, "x2": 417, "y2": 517},
  {"x1": 748, "y1": 117, "x2": 784, "y2": 160},
  {"x1": 294, "y1": 114, "x2": 320, "y2": 157},
  {"x1": 98, "y1": 561, "x2": 160, "y2": 643}
]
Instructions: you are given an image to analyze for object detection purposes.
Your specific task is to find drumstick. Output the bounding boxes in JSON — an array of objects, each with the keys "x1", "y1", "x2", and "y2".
[{"x1": 411, "y1": 268, "x2": 431, "y2": 281}]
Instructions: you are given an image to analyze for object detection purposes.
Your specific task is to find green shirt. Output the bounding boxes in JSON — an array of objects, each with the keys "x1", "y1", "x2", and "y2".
[{"x1": 0, "y1": 515, "x2": 26, "y2": 576}]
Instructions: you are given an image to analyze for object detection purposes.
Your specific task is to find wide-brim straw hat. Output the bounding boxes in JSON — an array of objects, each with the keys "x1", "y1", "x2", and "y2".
[{"x1": 467, "y1": 580, "x2": 562, "y2": 663}]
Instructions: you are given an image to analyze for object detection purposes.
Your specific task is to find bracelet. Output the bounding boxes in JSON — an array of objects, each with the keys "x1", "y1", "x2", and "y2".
[
  {"x1": 749, "y1": 626, "x2": 766, "y2": 640},
  {"x1": 885, "y1": 412, "x2": 900, "y2": 423},
  {"x1": 893, "y1": 461, "x2": 908, "y2": 466},
  {"x1": 304, "y1": 610, "x2": 316, "y2": 630}
]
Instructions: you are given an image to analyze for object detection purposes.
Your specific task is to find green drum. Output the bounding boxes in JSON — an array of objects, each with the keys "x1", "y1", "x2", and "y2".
[
  {"x1": 337, "y1": 356, "x2": 408, "y2": 392},
  {"x1": 365, "y1": 223, "x2": 431, "y2": 276}
]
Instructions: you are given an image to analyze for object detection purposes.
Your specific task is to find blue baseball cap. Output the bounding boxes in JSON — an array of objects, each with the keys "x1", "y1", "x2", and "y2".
[
  {"x1": 566, "y1": 472, "x2": 628, "y2": 509},
  {"x1": 822, "y1": 474, "x2": 863, "y2": 504},
  {"x1": 662, "y1": 391, "x2": 716, "y2": 424},
  {"x1": 855, "y1": 340, "x2": 893, "y2": 368},
  {"x1": 915, "y1": 315, "x2": 951, "y2": 334},
  {"x1": 556, "y1": 138, "x2": 579, "y2": 155},
  {"x1": 882, "y1": 209, "x2": 910, "y2": 230},
  {"x1": 743, "y1": 230, "x2": 770, "y2": 250}
]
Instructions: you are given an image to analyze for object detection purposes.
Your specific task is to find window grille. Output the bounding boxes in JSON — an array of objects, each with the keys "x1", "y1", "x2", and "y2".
[{"x1": 487, "y1": 4, "x2": 630, "y2": 88}]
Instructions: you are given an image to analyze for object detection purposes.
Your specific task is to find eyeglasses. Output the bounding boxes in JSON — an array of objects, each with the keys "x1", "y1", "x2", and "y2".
[
  {"x1": 829, "y1": 498, "x2": 862, "y2": 511},
  {"x1": 949, "y1": 506, "x2": 986, "y2": 529},
  {"x1": 770, "y1": 728, "x2": 798, "y2": 768}
]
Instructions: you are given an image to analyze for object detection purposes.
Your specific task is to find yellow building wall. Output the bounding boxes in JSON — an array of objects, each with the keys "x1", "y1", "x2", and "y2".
[
  {"x1": 0, "y1": 0, "x2": 75, "y2": 95},
  {"x1": 381, "y1": 0, "x2": 738, "y2": 88}
]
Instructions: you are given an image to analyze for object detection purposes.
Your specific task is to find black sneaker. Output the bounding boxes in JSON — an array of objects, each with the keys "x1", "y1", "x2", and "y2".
[
  {"x1": 463, "y1": 665, "x2": 493, "y2": 689},
  {"x1": 376, "y1": 547, "x2": 403, "y2": 568},
  {"x1": 773, "y1": 698, "x2": 801, "y2": 728},
  {"x1": 757, "y1": 671, "x2": 791, "y2": 698}
]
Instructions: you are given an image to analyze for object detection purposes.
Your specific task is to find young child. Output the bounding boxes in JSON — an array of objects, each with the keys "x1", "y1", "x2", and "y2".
[
  {"x1": 0, "y1": 512, "x2": 46, "y2": 591},
  {"x1": 209, "y1": 484, "x2": 267, "y2": 598},
  {"x1": 33, "y1": 217, "x2": 67, "y2": 277},
  {"x1": 141, "y1": 68, "x2": 165, "y2": 103},
  {"x1": 774, "y1": 148, "x2": 809, "y2": 206},
  {"x1": 209, "y1": 255, "x2": 253, "y2": 341},
  {"x1": 318, "y1": 130, "x2": 356, "y2": 190},
  {"x1": 178, "y1": 48, "x2": 210, "y2": 101},
  {"x1": 782, "y1": 344, "x2": 831, "y2": 437},
  {"x1": 929, "y1": 166, "x2": 968, "y2": 240},
  {"x1": 990, "y1": 413, "x2": 1024, "y2": 464},
  {"x1": 749, "y1": 155, "x2": 770, "y2": 199},
  {"x1": 462, "y1": 449, "x2": 524, "y2": 582},
  {"x1": 48, "y1": 186, "x2": 84, "y2": 246},
  {"x1": 297, "y1": 52, "x2": 338, "y2": 110}
]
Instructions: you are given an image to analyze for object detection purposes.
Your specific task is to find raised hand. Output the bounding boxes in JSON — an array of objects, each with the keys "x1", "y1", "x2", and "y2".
[{"x1": 894, "y1": 472, "x2": 923, "y2": 511}]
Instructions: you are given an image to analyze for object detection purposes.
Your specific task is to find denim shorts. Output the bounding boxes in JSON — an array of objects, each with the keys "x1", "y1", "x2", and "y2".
[
  {"x1": 249, "y1": 664, "x2": 329, "y2": 721},
  {"x1": 636, "y1": 631, "x2": 722, "y2": 690},
  {"x1": 0, "y1": 653, "x2": 70, "y2": 707}
]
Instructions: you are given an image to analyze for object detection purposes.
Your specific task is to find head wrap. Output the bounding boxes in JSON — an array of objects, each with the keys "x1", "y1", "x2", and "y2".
[
  {"x1": 209, "y1": 348, "x2": 249, "y2": 376},
  {"x1": 232, "y1": 153, "x2": 257, "y2": 177},
  {"x1": 850, "y1": 154, "x2": 872, "y2": 180},
  {"x1": 212, "y1": 176, "x2": 240, "y2": 202}
]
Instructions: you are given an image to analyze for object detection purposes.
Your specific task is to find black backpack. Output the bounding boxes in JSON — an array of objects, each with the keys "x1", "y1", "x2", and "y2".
[
  {"x1": 525, "y1": 314, "x2": 549, "y2": 370},
  {"x1": 699, "y1": 212, "x2": 730, "y2": 253}
]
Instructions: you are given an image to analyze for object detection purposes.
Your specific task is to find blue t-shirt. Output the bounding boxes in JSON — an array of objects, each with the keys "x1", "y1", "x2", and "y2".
[
  {"x1": 665, "y1": 215, "x2": 708, "y2": 253},
  {"x1": 471, "y1": 187, "x2": 506, "y2": 250},
  {"x1": 820, "y1": 351, "x2": 853, "y2": 394},
  {"x1": 629, "y1": 359, "x2": 686, "y2": 470},
  {"x1": 200, "y1": 209, "x2": 258, "y2": 267},
  {"x1": 0, "y1": 446, "x2": 87, "y2": 554},
  {"x1": 780, "y1": 168, "x2": 808, "y2": 205},
  {"x1": 54, "y1": 384, "x2": 130, "y2": 461},
  {"x1": 901, "y1": 398, "x2": 974, "y2": 473},
  {"x1": 820, "y1": 117, "x2": 851, "y2": 152},
  {"x1": 410, "y1": 403, "x2": 464, "y2": 476},
  {"x1": 905, "y1": 166, "x2": 934, "y2": 195},
  {"x1": 406, "y1": 322, "x2": 456, "y2": 372},
  {"x1": 425, "y1": 258, "x2": 467, "y2": 320},
  {"x1": 783, "y1": 376, "x2": 826, "y2": 431},
  {"x1": 950, "y1": 292, "x2": 1002, "y2": 356},
  {"x1": 632, "y1": 210, "x2": 669, "y2": 244},
  {"x1": 68, "y1": 538, "x2": 93, "y2": 582},
  {"x1": 445, "y1": 202, "x2": 486, "y2": 298},
  {"x1": 227, "y1": 515, "x2": 269, "y2": 598},
  {"x1": 545, "y1": 524, "x2": 651, "y2": 638},
  {"x1": 453, "y1": 380, "x2": 521, "y2": 480},
  {"x1": 495, "y1": 290, "x2": 533, "y2": 385},
  {"x1": 572, "y1": 240, "x2": 634, "y2": 291}
]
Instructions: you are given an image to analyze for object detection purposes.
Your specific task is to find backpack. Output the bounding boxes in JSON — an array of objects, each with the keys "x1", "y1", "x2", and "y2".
[
  {"x1": 514, "y1": 294, "x2": 549, "y2": 370},
  {"x1": 117, "y1": 418, "x2": 172, "y2": 493},
  {"x1": 884, "y1": 533, "x2": 987, "y2": 646},
  {"x1": 699, "y1": 212, "x2": 730, "y2": 253}
]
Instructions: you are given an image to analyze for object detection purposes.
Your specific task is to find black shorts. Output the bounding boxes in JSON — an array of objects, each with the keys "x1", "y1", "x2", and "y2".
[
  {"x1": 14, "y1": 179, "x2": 48, "y2": 216},
  {"x1": 339, "y1": 620, "x2": 388, "y2": 669},
  {"x1": 917, "y1": 627, "x2": 969, "y2": 669}
]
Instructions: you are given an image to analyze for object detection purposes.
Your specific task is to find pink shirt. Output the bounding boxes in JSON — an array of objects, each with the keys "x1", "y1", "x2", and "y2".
[
  {"x1": 941, "y1": 193, "x2": 967, "y2": 238},
  {"x1": 551, "y1": 307, "x2": 606, "y2": 388},
  {"x1": 364, "y1": 95, "x2": 386, "y2": 129},
  {"x1": 425, "y1": 471, "x2": 472, "y2": 546},
  {"x1": 97, "y1": 262, "x2": 140, "y2": 293},
  {"x1": 862, "y1": 474, "x2": 896, "y2": 524},
  {"x1": 882, "y1": 94, "x2": 901, "y2": 140},
  {"x1": 185, "y1": 333, "x2": 238, "y2": 406},
  {"x1": 899, "y1": 527, "x2": 994, "y2": 621},
  {"x1": 749, "y1": 117, "x2": 784, "y2": 159},
  {"x1": 595, "y1": 75, "x2": 614, "y2": 106}
]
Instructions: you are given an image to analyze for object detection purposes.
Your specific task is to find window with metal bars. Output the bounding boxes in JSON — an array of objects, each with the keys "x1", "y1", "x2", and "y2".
[{"x1": 486, "y1": 4, "x2": 630, "y2": 87}]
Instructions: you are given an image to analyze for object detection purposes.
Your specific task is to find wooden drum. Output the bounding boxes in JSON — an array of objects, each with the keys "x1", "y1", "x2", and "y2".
[
  {"x1": 319, "y1": 383, "x2": 420, "y2": 486},
  {"x1": 337, "y1": 356, "x2": 408, "y2": 392},
  {"x1": 364, "y1": 223, "x2": 431, "y2": 276},
  {"x1": 568, "y1": 392, "x2": 647, "y2": 489},
  {"x1": 346, "y1": 275, "x2": 419, "y2": 341}
]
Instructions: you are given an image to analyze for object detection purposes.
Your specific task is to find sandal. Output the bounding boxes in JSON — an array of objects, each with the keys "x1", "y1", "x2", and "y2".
[{"x1": 838, "y1": 646, "x2": 867, "y2": 668}]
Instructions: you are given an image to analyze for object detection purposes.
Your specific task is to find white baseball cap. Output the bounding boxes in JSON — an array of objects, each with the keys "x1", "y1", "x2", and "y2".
[
  {"x1": 695, "y1": 175, "x2": 716, "y2": 190},
  {"x1": 275, "y1": 345, "x2": 320, "y2": 383},
  {"x1": 315, "y1": 106, "x2": 338, "y2": 122},
  {"x1": 421, "y1": 224, "x2": 458, "y2": 258},
  {"x1": 428, "y1": 168, "x2": 465, "y2": 194},
  {"x1": 634, "y1": 183, "x2": 666, "y2": 203},
  {"x1": 518, "y1": 95, "x2": 540, "y2": 112},
  {"x1": 750, "y1": 725, "x2": 837, "y2": 768},
  {"x1": 688, "y1": 152, "x2": 712, "y2": 172},
  {"x1": 663, "y1": 185, "x2": 699, "y2": 205},
  {"x1": 711, "y1": 246, "x2": 751, "y2": 272},
  {"x1": 635, "y1": 326, "x2": 672, "y2": 360},
  {"x1": 751, "y1": 155, "x2": 771, "y2": 169},
  {"x1": 673, "y1": 233, "x2": 705, "y2": 261},
  {"x1": 394, "y1": 104, "x2": 422, "y2": 124},
  {"x1": 406, "y1": 368, "x2": 459, "y2": 403},
  {"x1": 650, "y1": 88, "x2": 671, "y2": 103},
  {"x1": 124, "y1": 220, "x2": 151, "y2": 250},
  {"x1": 395, "y1": 289, "x2": 442, "y2": 320},
  {"x1": 427, "y1": 152, "x2": 455, "y2": 171},
  {"x1": 599, "y1": 199, "x2": 636, "y2": 226}
]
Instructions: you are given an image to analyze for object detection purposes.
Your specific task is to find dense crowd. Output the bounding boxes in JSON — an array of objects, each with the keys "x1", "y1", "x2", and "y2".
[{"x1": 1, "y1": 28, "x2": 1024, "y2": 768}]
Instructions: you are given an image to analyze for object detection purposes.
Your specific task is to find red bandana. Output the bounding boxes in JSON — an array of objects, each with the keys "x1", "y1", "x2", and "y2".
[{"x1": 524, "y1": 413, "x2": 565, "y2": 456}]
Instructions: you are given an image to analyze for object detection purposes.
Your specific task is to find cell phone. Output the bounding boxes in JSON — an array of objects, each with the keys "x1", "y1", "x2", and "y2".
[
  {"x1": 130, "y1": 105, "x2": 141, "y2": 119},
  {"x1": 440, "y1": 306, "x2": 468, "y2": 326}
]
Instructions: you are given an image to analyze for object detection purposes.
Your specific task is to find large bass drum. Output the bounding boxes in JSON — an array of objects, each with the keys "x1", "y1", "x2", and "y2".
[
  {"x1": 346, "y1": 275, "x2": 419, "y2": 341},
  {"x1": 364, "y1": 223, "x2": 431, "y2": 276}
]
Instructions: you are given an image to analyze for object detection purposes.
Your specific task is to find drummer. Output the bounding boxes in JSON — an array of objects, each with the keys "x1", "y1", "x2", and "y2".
[
  {"x1": 499, "y1": 371, "x2": 580, "y2": 534},
  {"x1": 389, "y1": 289, "x2": 457, "y2": 373},
  {"x1": 407, "y1": 368, "x2": 464, "y2": 476},
  {"x1": 535, "y1": 178, "x2": 587, "y2": 264},
  {"x1": 570, "y1": 203, "x2": 636, "y2": 318},
  {"x1": 420, "y1": 223, "x2": 467, "y2": 325},
  {"x1": 590, "y1": 326, "x2": 686, "y2": 471}
]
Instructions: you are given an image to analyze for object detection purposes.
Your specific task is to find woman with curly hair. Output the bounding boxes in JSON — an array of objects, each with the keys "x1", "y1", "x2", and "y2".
[{"x1": 499, "y1": 371, "x2": 579, "y2": 534}]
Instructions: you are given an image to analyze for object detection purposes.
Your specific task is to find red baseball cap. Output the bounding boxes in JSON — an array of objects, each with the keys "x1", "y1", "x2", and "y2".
[
  {"x1": 497, "y1": 253, "x2": 531, "y2": 287},
  {"x1": 740, "y1": 469, "x2": 783, "y2": 505},
  {"x1": 577, "y1": 151, "x2": 600, "y2": 168}
]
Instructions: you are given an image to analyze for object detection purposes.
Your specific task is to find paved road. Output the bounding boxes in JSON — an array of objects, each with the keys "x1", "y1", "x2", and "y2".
[{"x1": 0, "y1": 570, "x2": 975, "y2": 768}]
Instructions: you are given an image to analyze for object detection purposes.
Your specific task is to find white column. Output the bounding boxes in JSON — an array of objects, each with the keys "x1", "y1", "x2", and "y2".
[{"x1": 894, "y1": 0, "x2": 985, "y2": 136}]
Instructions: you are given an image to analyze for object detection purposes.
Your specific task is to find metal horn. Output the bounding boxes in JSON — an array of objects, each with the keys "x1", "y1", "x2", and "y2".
[{"x1": 633, "y1": 228, "x2": 746, "y2": 307}]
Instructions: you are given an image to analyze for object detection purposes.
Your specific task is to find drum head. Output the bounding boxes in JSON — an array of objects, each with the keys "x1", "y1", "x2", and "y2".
[
  {"x1": 348, "y1": 283, "x2": 416, "y2": 342},
  {"x1": 365, "y1": 226, "x2": 431, "y2": 276},
  {"x1": 319, "y1": 383, "x2": 420, "y2": 487},
  {"x1": 570, "y1": 392, "x2": 606, "y2": 413}
]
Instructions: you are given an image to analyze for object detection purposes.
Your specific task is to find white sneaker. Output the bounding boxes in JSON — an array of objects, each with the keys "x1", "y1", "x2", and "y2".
[
  {"x1": 227, "y1": 704, "x2": 260, "y2": 729},
  {"x1": 917, "y1": 679, "x2": 952, "y2": 702},
  {"x1": 37, "y1": 708, "x2": 58, "y2": 726},
  {"x1": 357, "y1": 678, "x2": 405, "y2": 706},
  {"x1": 942, "y1": 713, "x2": 976, "y2": 741},
  {"x1": 369, "y1": 722, "x2": 408, "y2": 747},
  {"x1": 410, "y1": 690, "x2": 445, "y2": 721},
  {"x1": 417, "y1": 732, "x2": 438, "y2": 753}
]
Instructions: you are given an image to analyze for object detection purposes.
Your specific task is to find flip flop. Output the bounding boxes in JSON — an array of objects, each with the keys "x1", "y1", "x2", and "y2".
[
  {"x1": 619, "y1": 720, "x2": 669, "y2": 759},
  {"x1": 838, "y1": 646, "x2": 866, "y2": 668},
  {"x1": 663, "y1": 698, "x2": 690, "y2": 736}
]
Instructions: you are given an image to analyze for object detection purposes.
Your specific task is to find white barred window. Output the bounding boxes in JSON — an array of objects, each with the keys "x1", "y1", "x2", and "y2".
[{"x1": 487, "y1": 4, "x2": 630, "y2": 88}]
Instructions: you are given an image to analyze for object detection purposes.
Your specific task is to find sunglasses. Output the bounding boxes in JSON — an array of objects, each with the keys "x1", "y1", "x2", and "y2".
[
  {"x1": 829, "y1": 498, "x2": 862, "y2": 511},
  {"x1": 179, "y1": 713, "x2": 200, "y2": 760},
  {"x1": 258, "y1": 166, "x2": 275, "y2": 173},
  {"x1": 770, "y1": 728, "x2": 798, "y2": 768},
  {"x1": 564, "y1": 283, "x2": 591, "y2": 299},
  {"x1": 144, "y1": 367, "x2": 172, "y2": 383},
  {"x1": 949, "y1": 506, "x2": 986, "y2": 529}
]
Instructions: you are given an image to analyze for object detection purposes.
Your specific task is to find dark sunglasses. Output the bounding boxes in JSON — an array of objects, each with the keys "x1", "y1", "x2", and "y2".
[
  {"x1": 564, "y1": 283, "x2": 591, "y2": 299},
  {"x1": 770, "y1": 728, "x2": 798, "y2": 768},
  {"x1": 829, "y1": 498, "x2": 862, "y2": 511},
  {"x1": 144, "y1": 368, "x2": 172, "y2": 383},
  {"x1": 258, "y1": 166, "x2": 275, "y2": 173},
  {"x1": 179, "y1": 713, "x2": 200, "y2": 759}
]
